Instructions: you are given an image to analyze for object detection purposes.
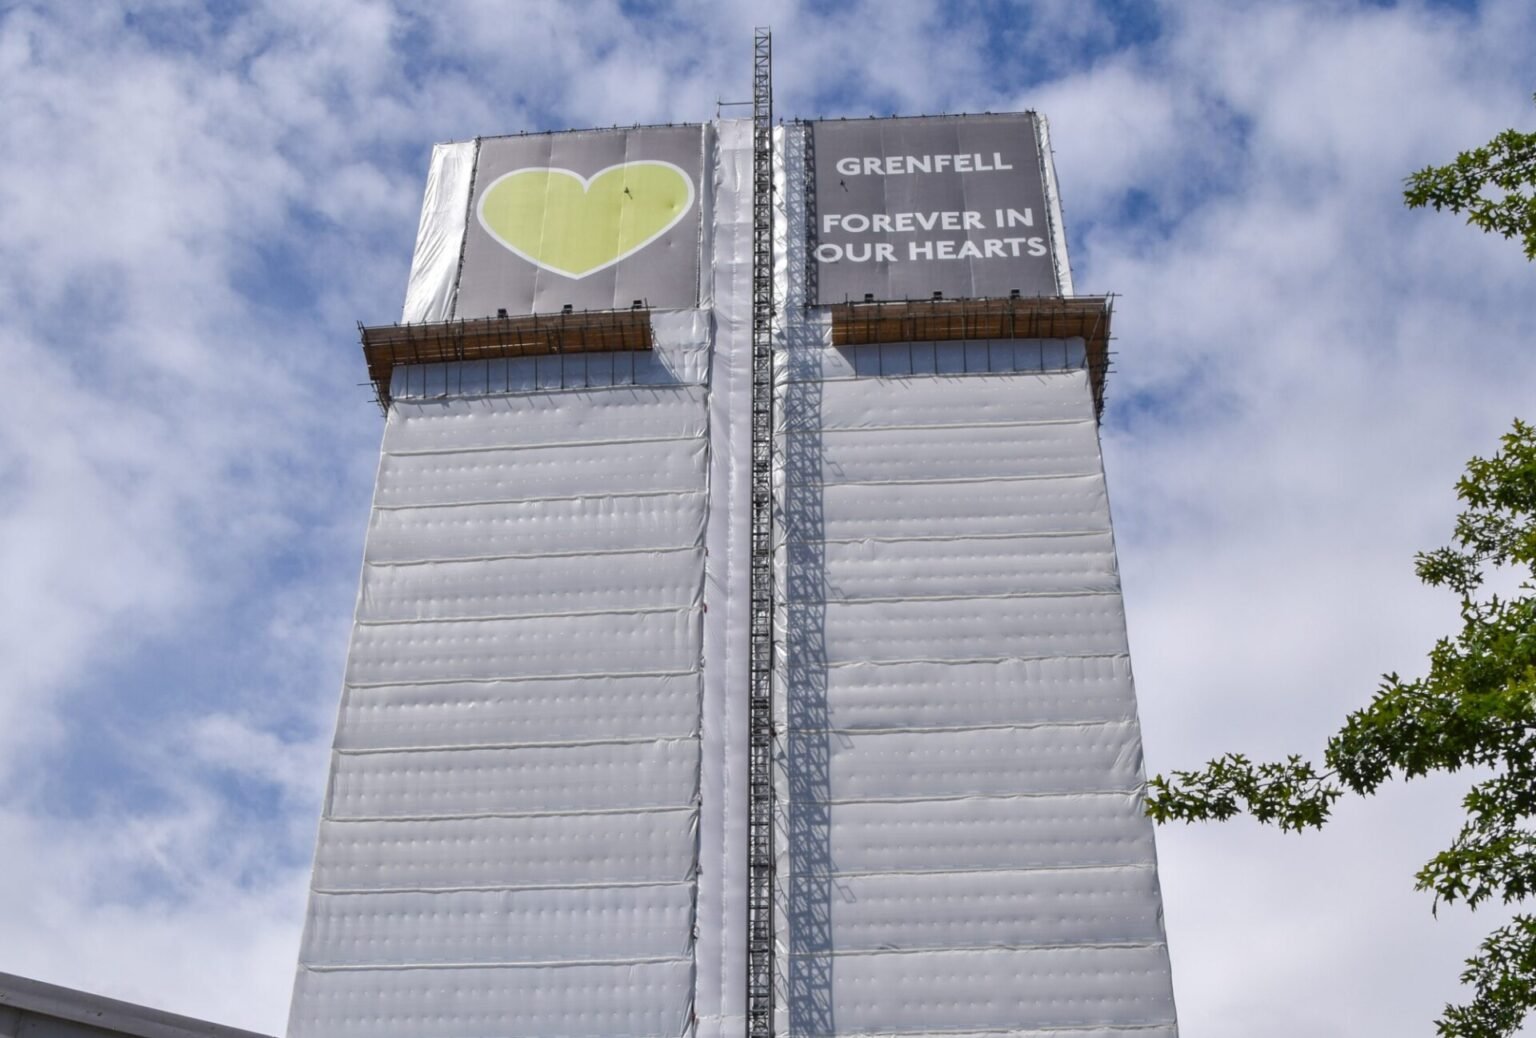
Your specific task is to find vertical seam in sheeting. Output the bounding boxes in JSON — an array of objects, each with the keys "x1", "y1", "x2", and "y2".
[
  {"x1": 1036, "y1": 115, "x2": 1074, "y2": 297},
  {"x1": 447, "y1": 136, "x2": 482, "y2": 321},
  {"x1": 698, "y1": 118, "x2": 753, "y2": 1037},
  {"x1": 722, "y1": 119, "x2": 752, "y2": 1038},
  {"x1": 769, "y1": 119, "x2": 804, "y2": 1038},
  {"x1": 686, "y1": 127, "x2": 716, "y2": 1038}
]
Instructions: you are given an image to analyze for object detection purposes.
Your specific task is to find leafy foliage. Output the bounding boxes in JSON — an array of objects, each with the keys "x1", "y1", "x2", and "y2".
[
  {"x1": 1147, "y1": 421, "x2": 1536, "y2": 1038},
  {"x1": 1403, "y1": 95, "x2": 1536, "y2": 260}
]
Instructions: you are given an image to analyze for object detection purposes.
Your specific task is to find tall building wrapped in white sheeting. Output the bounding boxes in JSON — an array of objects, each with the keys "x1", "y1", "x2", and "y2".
[{"x1": 287, "y1": 98, "x2": 1178, "y2": 1038}]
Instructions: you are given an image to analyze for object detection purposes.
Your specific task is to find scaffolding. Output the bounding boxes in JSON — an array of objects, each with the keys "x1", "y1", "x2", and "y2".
[
  {"x1": 358, "y1": 307, "x2": 654, "y2": 409},
  {"x1": 746, "y1": 24, "x2": 777, "y2": 1038},
  {"x1": 827, "y1": 295, "x2": 1114, "y2": 416}
]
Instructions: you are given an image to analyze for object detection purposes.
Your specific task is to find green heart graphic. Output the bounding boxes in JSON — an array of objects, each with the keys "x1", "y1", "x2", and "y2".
[{"x1": 476, "y1": 161, "x2": 695, "y2": 280}]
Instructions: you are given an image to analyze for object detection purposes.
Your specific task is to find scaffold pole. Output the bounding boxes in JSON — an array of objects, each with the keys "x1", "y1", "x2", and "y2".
[{"x1": 746, "y1": 23, "x2": 777, "y2": 1038}]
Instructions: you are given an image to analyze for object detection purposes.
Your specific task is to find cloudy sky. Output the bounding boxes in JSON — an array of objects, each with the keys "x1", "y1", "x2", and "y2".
[{"x1": 1, "y1": 0, "x2": 1533, "y2": 1034}]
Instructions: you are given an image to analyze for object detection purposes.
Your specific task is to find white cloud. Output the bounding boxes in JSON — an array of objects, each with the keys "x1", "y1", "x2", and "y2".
[
  {"x1": 1062, "y1": 1, "x2": 1536, "y2": 1034},
  {"x1": 0, "y1": 800, "x2": 310, "y2": 1028}
]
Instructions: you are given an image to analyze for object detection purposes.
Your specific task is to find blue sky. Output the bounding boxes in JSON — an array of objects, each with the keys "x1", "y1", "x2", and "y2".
[{"x1": 1, "y1": 1, "x2": 1534, "y2": 1034}]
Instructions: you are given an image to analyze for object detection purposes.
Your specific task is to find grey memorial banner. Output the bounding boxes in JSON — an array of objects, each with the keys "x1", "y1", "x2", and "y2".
[
  {"x1": 810, "y1": 114, "x2": 1061, "y2": 304},
  {"x1": 457, "y1": 125, "x2": 707, "y2": 318}
]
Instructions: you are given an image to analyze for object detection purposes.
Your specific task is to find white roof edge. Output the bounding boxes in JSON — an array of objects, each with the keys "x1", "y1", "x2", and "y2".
[{"x1": 0, "y1": 971, "x2": 274, "y2": 1038}]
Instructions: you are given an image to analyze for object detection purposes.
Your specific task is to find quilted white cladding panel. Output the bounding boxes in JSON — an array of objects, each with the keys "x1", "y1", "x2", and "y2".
[
  {"x1": 782, "y1": 372, "x2": 1093, "y2": 430},
  {"x1": 304, "y1": 884, "x2": 697, "y2": 964},
  {"x1": 822, "y1": 865, "x2": 1168, "y2": 949},
  {"x1": 384, "y1": 385, "x2": 710, "y2": 452},
  {"x1": 818, "y1": 656, "x2": 1136, "y2": 729},
  {"x1": 290, "y1": 380, "x2": 708, "y2": 1038},
  {"x1": 825, "y1": 793, "x2": 1156, "y2": 874},
  {"x1": 328, "y1": 739, "x2": 701, "y2": 818},
  {"x1": 799, "y1": 474, "x2": 1111, "y2": 541},
  {"x1": 310, "y1": 810, "x2": 698, "y2": 891},
  {"x1": 358, "y1": 547, "x2": 704, "y2": 622},
  {"x1": 776, "y1": 364, "x2": 1178, "y2": 1035},
  {"x1": 815, "y1": 595, "x2": 1131, "y2": 662},
  {"x1": 373, "y1": 436, "x2": 708, "y2": 507},
  {"x1": 796, "y1": 420, "x2": 1103, "y2": 483},
  {"x1": 791, "y1": 722, "x2": 1144, "y2": 800},
  {"x1": 332, "y1": 672, "x2": 701, "y2": 748},
  {"x1": 290, "y1": 961, "x2": 694, "y2": 1038},
  {"x1": 811, "y1": 946, "x2": 1176, "y2": 1034},
  {"x1": 365, "y1": 490, "x2": 708, "y2": 562},
  {"x1": 345, "y1": 607, "x2": 700, "y2": 684},
  {"x1": 807, "y1": 531, "x2": 1120, "y2": 601}
]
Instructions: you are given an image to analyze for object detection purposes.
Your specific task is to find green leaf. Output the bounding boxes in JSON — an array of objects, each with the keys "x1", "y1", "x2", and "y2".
[{"x1": 1403, "y1": 96, "x2": 1536, "y2": 260}]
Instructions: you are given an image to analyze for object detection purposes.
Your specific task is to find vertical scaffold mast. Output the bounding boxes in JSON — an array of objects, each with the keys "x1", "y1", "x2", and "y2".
[{"x1": 747, "y1": 24, "x2": 776, "y2": 1038}]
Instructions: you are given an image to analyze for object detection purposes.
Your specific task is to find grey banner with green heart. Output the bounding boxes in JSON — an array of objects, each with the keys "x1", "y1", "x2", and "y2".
[{"x1": 458, "y1": 125, "x2": 707, "y2": 317}]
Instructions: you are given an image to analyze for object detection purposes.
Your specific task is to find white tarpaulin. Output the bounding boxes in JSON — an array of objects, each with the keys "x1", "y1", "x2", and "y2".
[
  {"x1": 766, "y1": 121, "x2": 1177, "y2": 1038},
  {"x1": 290, "y1": 308, "x2": 713, "y2": 1036},
  {"x1": 400, "y1": 140, "x2": 475, "y2": 324}
]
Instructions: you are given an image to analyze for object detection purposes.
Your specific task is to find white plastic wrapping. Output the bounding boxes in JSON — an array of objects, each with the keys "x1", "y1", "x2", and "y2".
[
  {"x1": 363, "y1": 490, "x2": 708, "y2": 563},
  {"x1": 1037, "y1": 113, "x2": 1076, "y2": 297},
  {"x1": 806, "y1": 532, "x2": 1120, "y2": 602},
  {"x1": 310, "y1": 809, "x2": 698, "y2": 891},
  {"x1": 327, "y1": 739, "x2": 701, "y2": 818},
  {"x1": 801, "y1": 419, "x2": 1101, "y2": 484},
  {"x1": 292, "y1": 374, "x2": 709, "y2": 1036},
  {"x1": 786, "y1": 368, "x2": 1096, "y2": 429},
  {"x1": 343, "y1": 607, "x2": 701, "y2": 685},
  {"x1": 401, "y1": 140, "x2": 475, "y2": 324},
  {"x1": 816, "y1": 594, "x2": 1131, "y2": 663},
  {"x1": 693, "y1": 117, "x2": 753, "y2": 1038},
  {"x1": 303, "y1": 883, "x2": 697, "y2": 965},
  {"x1": 825, "y1": 792, "x2": 1155, "y2": 874},
  {"x1": 793, "y1": 722, "x2": 1143, "y2": 800},
  {"x1": 818, "y1": 865, "x2": 1168, "y2": 950},
  {"x1": 769, "y1": 120, "x2": 1176, "y2": 1038},
  {"x1": 290, "y1": 960, "x2": 694, "y2": 1038},
  {"x1": 801, "y1": 945, "x2": 1175, "y2": 1035},
  {"x1": 333, "y1": 672, "x2": 701, "y2": 750},
  {"x1": 818, "y1": 656, "x2": 1136, "y2": 730},
  {"x1": 385, "y1": 385, "x2": 709, "y2": 453},
  {"x1": 373, "y1": 437, "x2": 708, "y2": 507},
  {"x1": 359, "y1": 548, "x2": 703, "y2": 622},
  {"x1": 803, "y1": 475, "x2": 1110, "y2": 541}
]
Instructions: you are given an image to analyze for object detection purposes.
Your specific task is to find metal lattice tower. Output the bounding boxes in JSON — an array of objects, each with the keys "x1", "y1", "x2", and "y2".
[{"x1": 746, "y1": 24, "x2": 776, "y2": 1038}]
